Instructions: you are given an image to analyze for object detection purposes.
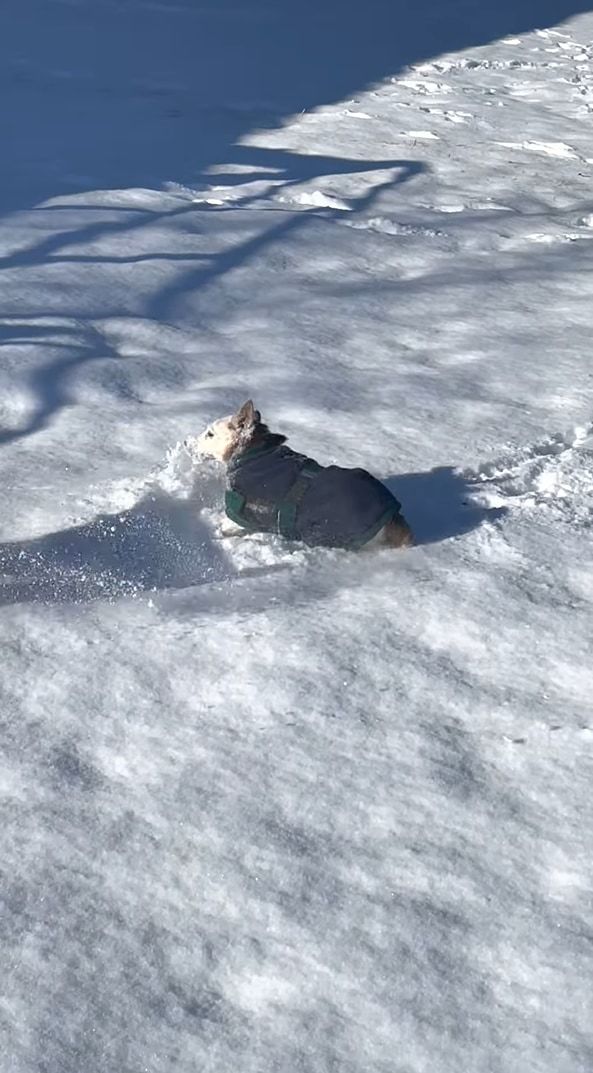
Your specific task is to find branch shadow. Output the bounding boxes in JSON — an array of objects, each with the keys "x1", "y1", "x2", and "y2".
[
  {"x1": 150, "y1": 158, "x2": 425, "y2": 320},
  {"x1": 385, "y1": 466, "x2": 507, "y2": 544},
  {"x1": 2, "y1": 0, "x2": 589, "y2": 446},
  {"x1": 0, "y1": 155, "x2": 424, "y2": 446},
  {"x1": 2, "y1": 0, "x2": 591, "y2": 219},
  {"x1": 0, "y1": 153, "x2": 424, "y2": 277},
  {"x1": 0, "y1": 320, "x2": 124, "y2": 446}
]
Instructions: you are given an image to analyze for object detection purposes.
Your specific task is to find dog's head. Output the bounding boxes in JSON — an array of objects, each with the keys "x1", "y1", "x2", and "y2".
[{"x1": 195, "y1": 399, "x2": 262, "y2": 463}]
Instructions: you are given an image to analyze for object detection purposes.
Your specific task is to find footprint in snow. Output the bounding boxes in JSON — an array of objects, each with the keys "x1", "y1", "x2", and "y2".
[{"x1": 465, "y1": 424, "x2": 593, "y2": 527}]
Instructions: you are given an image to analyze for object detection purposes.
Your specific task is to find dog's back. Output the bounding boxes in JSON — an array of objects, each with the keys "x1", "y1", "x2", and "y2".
[
  {"x1": 296, "y1": 464, "x2": 401, "y2": 549},
  {"x1": 227, "y1": 441, "x2": 405, "y2": 549}
]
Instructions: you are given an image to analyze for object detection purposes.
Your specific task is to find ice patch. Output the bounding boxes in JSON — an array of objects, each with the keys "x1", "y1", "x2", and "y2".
[
  {"x1": 278, "y1": 190, "x2": 353, "y2": 211},
  {"x1": 435, "y1": 204, "x2": 466, "y2": 213},
  {"x1": 525, "y1": 231, "x2": 582, "y2": 244},
  {"x1": 394, "y1": 78, "x2": 449, "y2": 94},
  {"x1": 404, "y1": 130, "x2": 440, "y2": 140},
  {"x1": 345, "y1": 216, "x2": 450, "y2": 241},
  {"x1": 497, "y1": 140, "x2": 579, "y2": 159},
  {"x1": 536, "y1": 28, "x2": 570, "y2": 39}
]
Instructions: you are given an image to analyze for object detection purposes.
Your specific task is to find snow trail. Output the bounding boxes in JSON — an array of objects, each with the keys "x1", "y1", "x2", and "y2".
[{"x1": 2, "y1": 2, "x2": 593, "y2": 1071}]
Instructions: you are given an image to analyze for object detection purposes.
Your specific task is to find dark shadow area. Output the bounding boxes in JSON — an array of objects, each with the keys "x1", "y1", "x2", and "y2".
[
  {"x1": 0, "y1": 155, "x2": 424, "y2": 280},
  {"x1": 1, "y1": 1, "x2": 590, "y2": 447},
  {"x1": 0, "y1": 461, "x2": 505, "y2": 609},
  {"x1": 385, "y1": 466, "x2": 507, "y2": 544},
  {"x1": 1, "y1": 0, "x2": 591, "y2": 217},
  {"x1": 0, "y1": 488, "x2": 232, "y2": 606}
]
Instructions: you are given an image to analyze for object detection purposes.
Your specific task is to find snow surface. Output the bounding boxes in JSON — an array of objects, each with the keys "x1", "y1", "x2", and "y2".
[{"x1": 1, "y1": 1, "x2": 593, "y2": 1070}]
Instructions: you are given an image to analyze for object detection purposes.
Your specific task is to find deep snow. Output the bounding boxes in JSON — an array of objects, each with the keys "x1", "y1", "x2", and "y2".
[{"x1": 1, "y1": 2, "x2": 593, "y2": 1072}]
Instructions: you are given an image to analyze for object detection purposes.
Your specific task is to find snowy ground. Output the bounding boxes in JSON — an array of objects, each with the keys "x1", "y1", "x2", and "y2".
[{"x1": 2, "y1": 2, "x2": 593, "y2": 1071}]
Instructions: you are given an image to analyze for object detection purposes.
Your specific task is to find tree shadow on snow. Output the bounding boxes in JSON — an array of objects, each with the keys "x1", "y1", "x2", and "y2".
[
  {"x1": 1, "y1": 0, "x2": 591, "y2": 218},
  {"x1": 148, "y1": 157, "x2": 425, "y2": 322},
  {"x1": 0, "y1": 159, "x2": 424, "y2": 446},
  {"x1": 0, "y1": 0, "x2": 590, "y2": 439},
  {"x1": 0, "y1": 319, "x2": 124, "y2": 446},
  {"x1": 385, "y1": 466, "x2": 507, "y2": 544},
  {"x1": 2, "y1": 0, "x2": 590, "y2": 450}
]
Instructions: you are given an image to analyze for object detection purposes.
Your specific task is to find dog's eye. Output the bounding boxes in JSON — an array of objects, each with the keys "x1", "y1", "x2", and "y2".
[{"x1": 206, "y1": 430, "x2": 214, "y2": 438}]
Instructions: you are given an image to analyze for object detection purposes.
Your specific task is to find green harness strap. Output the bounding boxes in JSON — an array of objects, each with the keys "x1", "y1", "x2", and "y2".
[
  {"x1": 224, "y1": 488, "x2": 260, "y2": 530},
  {"x1": 225, "y1": 459, "x2": 321, "y2": 539},
  {"x1": 276, "y1": 460, "x2": 321, "y2": 539}
]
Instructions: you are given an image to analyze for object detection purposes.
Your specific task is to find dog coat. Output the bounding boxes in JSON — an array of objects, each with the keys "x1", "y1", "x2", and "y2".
[{"x1": 225, "y1": 436, "x2": 402, "y2": 549}]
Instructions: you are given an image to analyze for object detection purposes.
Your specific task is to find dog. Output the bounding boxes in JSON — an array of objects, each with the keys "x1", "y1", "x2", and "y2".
[{"x1": 195, "y1": 401, "x2": 414, "y2": 549}]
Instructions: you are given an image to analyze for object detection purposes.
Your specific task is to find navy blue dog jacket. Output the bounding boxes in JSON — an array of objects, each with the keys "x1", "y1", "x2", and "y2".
[{"x1": 225, "y1": 436, "x2": 401, "y2": 549}]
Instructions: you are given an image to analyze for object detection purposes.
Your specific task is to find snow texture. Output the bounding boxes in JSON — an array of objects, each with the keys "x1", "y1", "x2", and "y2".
[{"x1": 1, "y1": 2, "x2": 593, "y2": 1071}]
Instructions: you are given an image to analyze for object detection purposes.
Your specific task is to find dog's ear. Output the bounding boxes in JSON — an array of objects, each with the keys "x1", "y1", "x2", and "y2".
[{"x1": 232, "y1": 400, "x2": 260, "y2": 428}]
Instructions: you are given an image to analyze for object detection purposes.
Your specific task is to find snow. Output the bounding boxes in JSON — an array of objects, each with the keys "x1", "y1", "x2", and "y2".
[{"x1": 1, "y1": 1, "x2": 593, "y2": 1070}]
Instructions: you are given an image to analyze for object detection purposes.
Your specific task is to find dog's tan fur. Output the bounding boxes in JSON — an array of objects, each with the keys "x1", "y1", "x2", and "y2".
[
  {"x1": 197, "y1": 400, "x2": 414, "y2": 549},
  {"x1": 376, "y1": 515, "x2": 414, "y2": 548},
  {"x1": 196, "y1": 401, "x2": 268, "y2": 462}
]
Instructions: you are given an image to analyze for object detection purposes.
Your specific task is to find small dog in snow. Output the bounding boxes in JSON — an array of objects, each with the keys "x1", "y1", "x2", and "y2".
[{"x1": 195, "y1": 401, "x2": 413, "y2": 549}]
